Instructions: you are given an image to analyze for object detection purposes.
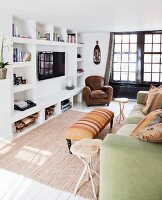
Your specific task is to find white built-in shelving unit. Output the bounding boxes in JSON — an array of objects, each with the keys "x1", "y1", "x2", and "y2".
[{"x1": 0, "y1": 13, "x2": 85, "y2": 140}]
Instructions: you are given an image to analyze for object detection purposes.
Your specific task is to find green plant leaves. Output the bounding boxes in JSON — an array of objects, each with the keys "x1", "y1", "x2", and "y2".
[{"x1": 0, "y1": 61, "x2": 9, "y2": 69}]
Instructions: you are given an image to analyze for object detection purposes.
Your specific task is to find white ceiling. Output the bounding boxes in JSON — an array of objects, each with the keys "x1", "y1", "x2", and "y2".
[{"x1": 0, "y1": 0, "x2": 162, "y2": 32}]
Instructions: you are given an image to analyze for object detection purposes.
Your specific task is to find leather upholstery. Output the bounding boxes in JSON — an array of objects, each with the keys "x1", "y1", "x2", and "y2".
[{"x1": 83, "y1": 75, "x2": 113, "y2": 106}]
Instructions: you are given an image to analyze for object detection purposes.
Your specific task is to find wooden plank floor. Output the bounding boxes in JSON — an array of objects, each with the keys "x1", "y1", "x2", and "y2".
[{"x1": 0, "y1": 169, "x2": 88, "y2": 200}]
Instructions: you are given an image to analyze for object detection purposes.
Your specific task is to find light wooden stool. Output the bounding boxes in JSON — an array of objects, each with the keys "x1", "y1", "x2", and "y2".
[
  {"x1": 71, "y1": 138, "x2": 102, "y2": 199},
  {"x1": 115, "y1": 98, "x2": 128, "y2": 123}
]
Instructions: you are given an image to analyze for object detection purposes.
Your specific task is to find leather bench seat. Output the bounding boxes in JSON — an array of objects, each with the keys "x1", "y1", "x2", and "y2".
[{"x1": 65, "y1": 108, "x2": 114, "y2": 152}]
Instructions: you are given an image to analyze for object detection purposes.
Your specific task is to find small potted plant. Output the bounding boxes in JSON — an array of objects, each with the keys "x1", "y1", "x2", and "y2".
[{"x1": 0, "y1": 36, "x2": 12, "y2": 79}]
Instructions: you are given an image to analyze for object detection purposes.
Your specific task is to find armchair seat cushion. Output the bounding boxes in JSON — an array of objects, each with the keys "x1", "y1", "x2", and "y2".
[{"x1": 90, "y1": 90, "x2": 108, "y2": 99}]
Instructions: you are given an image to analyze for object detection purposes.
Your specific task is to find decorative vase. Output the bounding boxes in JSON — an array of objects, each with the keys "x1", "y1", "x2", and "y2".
[{"x1": 0, "y1": 68, "x2": 7, "y2": 79}]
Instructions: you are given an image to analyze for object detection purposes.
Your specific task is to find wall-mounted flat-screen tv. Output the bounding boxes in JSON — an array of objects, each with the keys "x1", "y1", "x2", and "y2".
[{"x1": 38, "y1": 51, "x2": 65, "y2": 80}]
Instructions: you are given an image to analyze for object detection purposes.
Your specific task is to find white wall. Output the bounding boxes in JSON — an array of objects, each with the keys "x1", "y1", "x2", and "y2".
[{"x1": 81, "y1": 33, "x2": 110, "y2": 78}]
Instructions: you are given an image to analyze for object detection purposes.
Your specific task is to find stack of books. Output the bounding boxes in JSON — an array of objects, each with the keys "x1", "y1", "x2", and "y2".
[
  {"x1": 12, "y1": 24, "x2": 32, "y2": 38},
  {"x1": 68, "y1": 34, "x2": 76, "y2": 43},
  {"x1": 13, "y1": 48, "x2": 31, "y2": 62}
]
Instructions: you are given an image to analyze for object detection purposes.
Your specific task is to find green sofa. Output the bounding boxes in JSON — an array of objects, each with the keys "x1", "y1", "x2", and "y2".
[{"x1": 100, "y1": 91, "x2": 162, "y2": 200}]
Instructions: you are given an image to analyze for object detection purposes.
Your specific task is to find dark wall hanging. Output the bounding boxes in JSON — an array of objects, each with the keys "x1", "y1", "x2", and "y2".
[{"x1": 93, "y1": 41, "x2": 101, "y2": 65}]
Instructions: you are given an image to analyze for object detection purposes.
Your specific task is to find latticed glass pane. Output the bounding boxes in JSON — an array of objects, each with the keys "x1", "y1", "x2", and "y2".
[
  {"x1": 122, "y1": 54, "x2": 129, "y2": 62},
  {"x1": 144, "y1": 73, "x2": 151, "y2": 81},
  {"x1": 122, "y1": 35, "x2": 129, "y2": 43},
  {"x1": 130, "y1": 44, "x2": 137, "y2": 52},
  {"x1": 152, "y1": 54, "x2": 160, "y2": 63},
  {"x1": 152, "y1": 73, "x2": 159, "y2": 82},
  {"x1": 115, "y1": 35, "x2": 122, "y2": 43},
  {"x1": 121, "y1": 72, "x2": 128, "y2": 80},
  {"x1": 114, "y1": 44, "x2": 121, "y2": 52},
  {"x1": 144, "y1": 54, "x2": 152, "y2": 63},
  {"x1": 130, "y1": 34, "x2": 137, "y2": 43},
  {"x1": 122, "y1": 44, "x2": 129, "y2": 52},
  {"x1": 152, "y1": 64, "x2": 160, "y2": 72},
  {"x1": 121, "y1": 63, "x2": 128, "y2": 71},
  {"x1": 153, "y1": 34, "x2": 160, "y2": 43},
  {"x1": 129, "y1": 72, "x2": 136, "y2": 81},
  {"x1": 113, "y1": 63, "x2": 120, "y2": 71},
  {"x1": 145, "y1": 34, "x2": 152, "y2": 43},
  {"x1": 144, "y1": 44, "x2": 152, "y2": 52},
  {"x1": 113, "y1": 72, "x2": 120, "y2": 80},
  {"x1": 129, "y1": 63, "x2": 136, "y2": 71},
  {"x1": 129, "y1": 54, "x2": 136, "y2": 62},
  {"x1": 114, "y1": 54, "x2": 121, "y2": 62},
  {"x1": 144, "y1": 64, "x2": 151, "y2": 72},
  {"x1": 153, "y1": 44, "x2": 160, "y2": 52}
]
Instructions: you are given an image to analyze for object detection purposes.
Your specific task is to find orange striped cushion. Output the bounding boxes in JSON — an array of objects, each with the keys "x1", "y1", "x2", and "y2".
[{"x1": 65, "y1": 109, "x2": 114, "y2": 141}]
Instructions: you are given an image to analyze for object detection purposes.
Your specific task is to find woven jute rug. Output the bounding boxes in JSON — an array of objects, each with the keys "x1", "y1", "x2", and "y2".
[{"x1": 0, "y1": 110, "x2": 122, "y2": 199}]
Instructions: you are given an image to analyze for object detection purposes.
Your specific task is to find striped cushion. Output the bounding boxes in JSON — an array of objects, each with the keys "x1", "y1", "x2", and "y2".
[{"x1": 65, "y1": 108, "x2": 114, "y2": 141}]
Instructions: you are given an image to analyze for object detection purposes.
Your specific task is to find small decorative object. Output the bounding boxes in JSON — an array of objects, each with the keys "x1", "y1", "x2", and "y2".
[
  {"x1": 93, "y1": 41, "x2": 101, "y2": 65},
  {"x1": 16, "y1": 76, "x2": 22, "y2": 85},
  {"x1": 45, "y1": 33, "x2": 50, "y2": 40},
  {"x1": 66, "y1": 76, "x2": 74, "y2": 90},
  {"x1": 22, "y1": 79, "x2": 26, "y2": 84},
  {"x1": 0, "y1": 36, "x2": 12, "y2": 79}
]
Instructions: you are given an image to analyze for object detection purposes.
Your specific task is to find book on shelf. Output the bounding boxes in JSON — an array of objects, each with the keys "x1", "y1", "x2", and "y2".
[
  {"x1": 12, "y1": 24, "x2": 32, "y2": 39},
  {"x1": 13, "y1": 48, "x2": 31, "y2": 62},
  {"x1": 68, "y1": 33, "x2": 76, "y2": 43}
]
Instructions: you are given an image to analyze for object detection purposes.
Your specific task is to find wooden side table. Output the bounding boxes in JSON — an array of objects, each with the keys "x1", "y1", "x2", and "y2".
[
  {"x1": 71, "y1": 138, "x2": 102, "y2": 199},
  {"x1": 115, "y1": 98, "x2": 128, "y2": 123}
]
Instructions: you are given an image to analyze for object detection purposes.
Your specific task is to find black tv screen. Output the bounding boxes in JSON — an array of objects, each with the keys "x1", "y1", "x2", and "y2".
[{"x1": 38, "y1": 51, "x2": 65, "y2": 80}]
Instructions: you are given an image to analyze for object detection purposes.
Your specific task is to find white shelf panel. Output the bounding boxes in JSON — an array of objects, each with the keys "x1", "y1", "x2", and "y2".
[
  {"x1": 77, "y1": 58, "x2": 83, "y2": 62},
  {"x1": 13, "y1": 83, "x2": 34, "y2": 93},
  {"x1": 12, "y1": 106, "x2": 40, "y2": 123},
  {"x1": 12, "y1": 37, "x2": 33, "y2": 44},
  {"x1": 38, "y1": 86, "x2": 83, "y2": 109},
  {"x1": 12, "y1": 61, "x2": 33, "y2": 68},
  {"x1": 77, "y1": 72, "x2": 84, "y2": 77},
  {"x1": 36, "y1": 39, "x2": 77, "y2": 47}
]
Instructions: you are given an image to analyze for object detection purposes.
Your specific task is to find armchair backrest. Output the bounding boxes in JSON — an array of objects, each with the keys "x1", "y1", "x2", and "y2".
[{"x1": 85, "y1": 76, "x2": 105, "y2": 91}]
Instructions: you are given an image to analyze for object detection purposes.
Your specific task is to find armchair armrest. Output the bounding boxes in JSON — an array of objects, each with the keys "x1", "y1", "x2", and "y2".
[
  {"x1": 83, "y1": 86, "x2": 91, "y2": 106},
  {"x1": 102, "y1": 86, "x2": 113, "y2": 101},
  {"x1": 137, "y1": 91, "x2": 149, "y2": 105},
  {"x1": 100, "y1": 134, "x2": 162, "y2": 200}
]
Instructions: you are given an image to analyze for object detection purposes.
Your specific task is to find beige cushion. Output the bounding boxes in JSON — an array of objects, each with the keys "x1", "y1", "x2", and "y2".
[
  {"x1": 137, "y1": 123, "x2": 162, "y2": 143},
  {"x1": 142, "y1": 86, "x2": 159, "y2": 115},
  {"x1": 131, "y1": 109, "x2": 162, "y2": 137}
]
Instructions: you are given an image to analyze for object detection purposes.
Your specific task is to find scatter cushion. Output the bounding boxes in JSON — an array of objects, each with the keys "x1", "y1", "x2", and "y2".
[
  {"x1": 131, "y1": 109, "x2": 162, "y2": 137},
  {"x1": 137, "y1": 123, "x2": 162, "y2": 143},
  {"x1": 150, "y1": 90, "x2": 162, "y2": 112},
  {"x1": 142, "y1": 85, "x2": 162, "y2": 115}
]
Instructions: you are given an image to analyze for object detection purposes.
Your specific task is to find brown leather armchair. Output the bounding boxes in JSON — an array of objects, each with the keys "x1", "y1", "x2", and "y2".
[{"x1": 83, "y1": 75, "x2": 113, "y2": 106}]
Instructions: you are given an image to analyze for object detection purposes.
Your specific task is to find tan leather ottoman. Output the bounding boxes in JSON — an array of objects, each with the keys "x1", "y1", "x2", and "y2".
[{"x1": 65, "y1": 108, "x2": 114, "y2": 152}]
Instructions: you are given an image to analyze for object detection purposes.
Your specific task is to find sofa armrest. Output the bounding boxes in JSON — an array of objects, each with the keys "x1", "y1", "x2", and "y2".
[
  {"x1": 100, "y1": 134, "x2": 162, "y2": 200},
  {"x1": 137, "y1": 91, "x2": 149, "y2": 104}
]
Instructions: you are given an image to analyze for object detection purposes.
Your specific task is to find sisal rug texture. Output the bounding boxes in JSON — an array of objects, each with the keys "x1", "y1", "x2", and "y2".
[{"x1": 0, "y1": 110, "x2": 122, "y2": 199}]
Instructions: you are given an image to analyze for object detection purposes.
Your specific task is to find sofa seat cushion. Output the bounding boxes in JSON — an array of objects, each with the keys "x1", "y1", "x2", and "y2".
[
  {"x1": 90, "y1": 90, "x2": 108, "y2": 99},
  {"x1": 116, "y1": 124, "x2": 137, "y2": 137},
  {"x1": 124, "y1": 104, "x2": 145, "y2": 124}
]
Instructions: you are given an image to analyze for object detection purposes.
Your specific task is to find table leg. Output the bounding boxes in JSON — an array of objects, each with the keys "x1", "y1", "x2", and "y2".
[
  {"x1": 87, "y1": 162, "x2": 97, "y2": 199},
  {"x1": 74, "y1": 158, "x2": 87, "y2": 195}
]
